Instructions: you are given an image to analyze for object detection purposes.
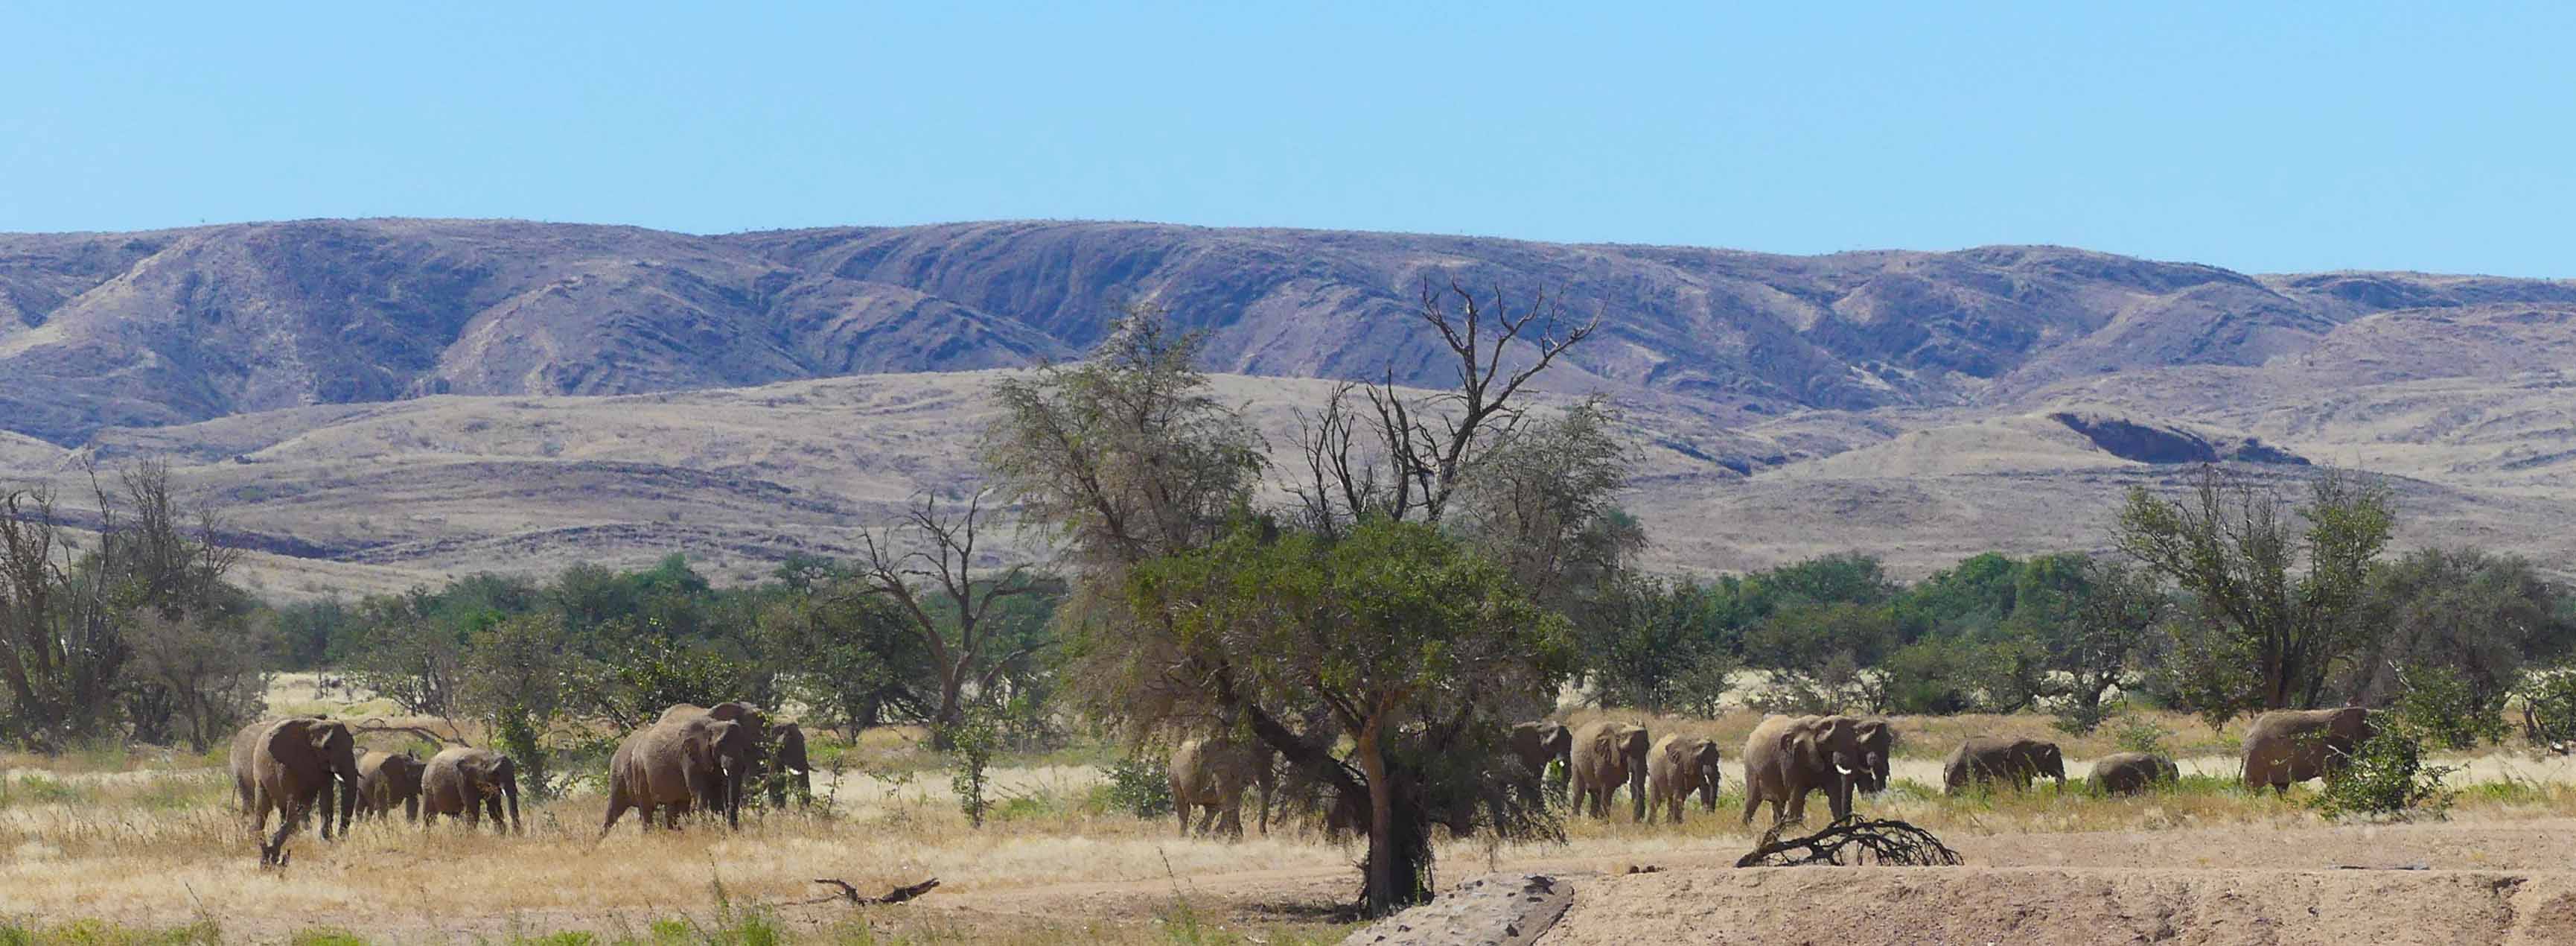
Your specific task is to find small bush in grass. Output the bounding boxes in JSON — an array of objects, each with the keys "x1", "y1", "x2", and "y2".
[
  {"x1": 1100, "y1": 752, "x2": 1175, "y2": 819},
  {"x1": 2108, "y1": 711, "x2": 2174, "y2": 755},
  {"x1": 2310, "y1": 726, "x2": 2455, "y2": 820},
  {"x1": 288, "y1": 929, "x2": 369, "y2": 946},
  {"x1": 946, "y1": 711, "x2": 999, "y2": 828}
]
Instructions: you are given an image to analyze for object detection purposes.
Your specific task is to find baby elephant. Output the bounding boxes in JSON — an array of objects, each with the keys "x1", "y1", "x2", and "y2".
[
  {"x1": 422, "y1": 747, "x2": 522, "y2": 834},
  {"x1": 1645, "y1": 734, "x2": 1722, "y2": 824},
  {"x1": 356, "y1": 750, "x2": 427, "y2": 822},
  {"x1": 1942, "y1": 736, "x2": 2066, "y2": 795},
  {"x1": 2088, "y1": 752, "x2": 2179, "y2": 796}
]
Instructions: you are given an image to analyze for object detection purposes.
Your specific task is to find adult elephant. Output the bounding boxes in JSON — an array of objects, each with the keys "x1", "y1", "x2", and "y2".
[
  {"x1": 232, "y1": 717, "x2": 360, "y2": 863},
  {"x1": 1169, "y1": 737, "x2": 1271, "y2": 838},
  {"x1": 1942, "y1": 736, "x2": 2067, "y2": 795},
  {"x1": 1851, "y1": 717, "x2": 1896, "y2": 794},
  {"x1": 2090, "y1": 752, "x2": 2180, "y2": 796},
  {"x1": 2242, "y1": 707, "x2": 2373, "y2": 793},
  {"x1": 602, "y1": 715, "x2": 756, "y2": 834},
  {"x1": 1570, "y1": 720, "x2": 1651, "y2": 821},
  {"x1": 1739, "y1": 714, "x2": 1872, "y2": 825},
  {"x1": 1645, "y1": 734, "x2": 1722, "y2": 824},
  {"x1": 657, "y1": 702, "x2": 770, "y2": 825},
  {"x1": 1508, "y1": 720, "x2": 1573, "y2": 804},
  {"x1": 356, "y1": 750, "x2": 427, "y2": 822},
  {"x1": 422, "y1": 747, "x2": 522, "y2": 834},
  {"x1": 762, "y1": 723, "x2": 813, "y2": 808}
]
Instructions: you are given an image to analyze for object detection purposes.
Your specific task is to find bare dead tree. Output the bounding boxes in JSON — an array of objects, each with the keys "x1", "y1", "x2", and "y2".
[
  {"x1": 1292, "y1": 282, "x2": 1598, "y2": 531},
  {"x1": 853, "y1": 492, "x2": 1043, "y2": 742}
]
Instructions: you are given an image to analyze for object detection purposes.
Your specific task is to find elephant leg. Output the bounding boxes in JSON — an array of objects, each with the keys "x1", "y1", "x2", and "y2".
[
  {"x1": 1740, "y1": 784, "x2": 1762, "y2": 825},
  {"x1": 635, "y1": 802, "x2": 655, "y2": 833},
  {"x1": 1175, "y1": 801, "x2": 1191, "y2": 836},
  {"x1": 796, "y1": 769, "x2": 811, "y2": 809},
  {"x1": 318, "y1": 780, "x2": 337, "y2": 839},
  {"x1": 1785, "y1": 785, "x2": 1808, "y2": 823},
  {"x1": 1219, "y1": 801, "x2": 1242, "y2": 839},
  {"x1": 249, "y1": 784, "x2": 273, "y2": 834},
  {"x1": 405, "y1": 796, "x2": 419, "y2": 824},
  {"x1": 462, "y1": 794, "x2": 480, "y2": 830}
]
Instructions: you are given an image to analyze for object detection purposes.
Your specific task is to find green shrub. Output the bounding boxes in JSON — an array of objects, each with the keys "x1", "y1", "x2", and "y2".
[
  {"x1": 2309, "y1": 727, "x2": 2454, "y2": 820},
  {"x1": 1100, "y1": 752, "x2": 1174, "y2": 818},
  {"x1": 2517, "y1": 667, "x2": 2576, "y2": 748},
  {"x1": 946, "y1": 711, "x2": 998, "y2": 828},
  {"x1": 2107, "y1": 711, "x2": 2173, "y2": 755},
  {"x1": 2391, "y1": 664, "x2": 2506, "y2": 750}
]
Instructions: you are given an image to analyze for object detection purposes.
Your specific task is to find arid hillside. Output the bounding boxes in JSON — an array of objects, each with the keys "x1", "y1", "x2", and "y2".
[{"x1": 2, "y1": 220, "x2": 2572, "y2": 595}]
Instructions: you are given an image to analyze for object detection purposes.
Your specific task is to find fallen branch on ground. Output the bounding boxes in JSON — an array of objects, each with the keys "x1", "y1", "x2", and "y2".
[
  {"x1": 806, "y1": 877, "x2": 941, "y2": 905},
  {"x1": 1736, "y1": 816, "x2": 1963, "y2": 868}
]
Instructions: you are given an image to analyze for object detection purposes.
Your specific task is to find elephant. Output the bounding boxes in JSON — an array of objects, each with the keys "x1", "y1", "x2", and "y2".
[
  {"x1": 1169, "y1": 737, "x2": 1272, "y2": 838},
  {"x1": 1645, "y1": 734, "x2": 1722, "y2": 824},
  {"x1": 2242, "y1": 707, "x2": 2373, "y2": 793},
  {"x1": 421, "y1": 747, "x2": 521, "y2": 834},
  {"x1": 602, "y1": 715, "x2": 756, "y2": 834},
  {"x1": 1508, "y1": 720, "x2": 1573, "y2": 804},
  {"x1": 1739, "y1": 714, "x2": 1875, "y2": 825},
  {"x1": 231, "y1": 717, "x2": 360, "y2": 863},
  {"x1": 2089, "y1": 751, "x2": 2180, "y2": 796},
  {"x1": 761, "y1": 722, "x2": 813, "y2": 808},
  {"x1": 1851, "y1": 717, "x2": 1896, "y2": 794},
  {"x1": 1570, "y1": 720, "x2": 1651, "y2": 821},
  {"x1": 355, "y1": 750, "x2": 427, "y2": 822},
  {"x1": 1942, "y1": 736, "x2": 2067, "y2": 795},
  {"x1": 656, "y1": 702, "x2": 771, "y2": 825}
]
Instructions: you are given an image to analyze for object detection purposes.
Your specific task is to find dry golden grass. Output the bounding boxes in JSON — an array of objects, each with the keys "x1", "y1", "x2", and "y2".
[{"x1": 10, "y1": 699, "x2": 2576, "y2": 943}]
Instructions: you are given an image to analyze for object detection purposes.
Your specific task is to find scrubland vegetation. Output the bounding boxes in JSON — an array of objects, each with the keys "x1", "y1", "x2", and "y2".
[{"x1": 7, "y1": 292, "x2": 2576, "y2": 942}]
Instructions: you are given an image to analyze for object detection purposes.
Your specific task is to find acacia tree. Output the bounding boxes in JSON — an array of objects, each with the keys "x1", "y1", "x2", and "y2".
[
  {"x1": 853, "y1": 492, "x2": 1045, "y2": 743},
  {"x1": 2112, "y1": 464, "x2": 2394, "y2": 719},
  {"x1": 985, "y1": 291, "x2": 1611, "y2": 915},
  {"x1": 1129, "y1": 521, "x2": 1572, "y2": 916},
  {"x1": 1, "y1": 463, "x2": 255, "y2": 750}
]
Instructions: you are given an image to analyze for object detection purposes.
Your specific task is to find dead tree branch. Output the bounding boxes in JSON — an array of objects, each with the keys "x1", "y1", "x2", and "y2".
[{"x1": 1735, "y1": 816, "x2": 1964, "y2": 868}]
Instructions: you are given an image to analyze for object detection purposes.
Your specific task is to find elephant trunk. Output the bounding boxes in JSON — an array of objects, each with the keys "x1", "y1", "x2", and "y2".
[
  {"x1": 504, "y1": 772, "x2": 523, "y2": 835},
  {"x1": 337, "y1": 771, "x2": 358, "y2": 837}
]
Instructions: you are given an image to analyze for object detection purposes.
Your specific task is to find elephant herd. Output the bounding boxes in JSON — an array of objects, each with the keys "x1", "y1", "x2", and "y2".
[
  {"x1": 224, "y1": 701, "x2": 817, "y2": 860},
  {"x1": 1160, "y1": 707, "x2": 2379, "y2": 841}
]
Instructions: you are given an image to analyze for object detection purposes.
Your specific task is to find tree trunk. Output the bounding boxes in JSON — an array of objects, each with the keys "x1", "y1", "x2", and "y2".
[{"x1": 1355, "y1": 716, "x2": 1397, "y2": 918}]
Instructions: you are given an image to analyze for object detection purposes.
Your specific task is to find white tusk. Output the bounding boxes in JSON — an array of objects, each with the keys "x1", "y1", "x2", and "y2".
[{"x1": 1834, "y1": 764, "x2": 1854, "y2": 776}]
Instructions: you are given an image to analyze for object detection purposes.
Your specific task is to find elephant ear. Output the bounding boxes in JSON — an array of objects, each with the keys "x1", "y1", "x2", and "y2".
[{"x1": 264, "y1": 719, "x2": 311, "y2": 758}]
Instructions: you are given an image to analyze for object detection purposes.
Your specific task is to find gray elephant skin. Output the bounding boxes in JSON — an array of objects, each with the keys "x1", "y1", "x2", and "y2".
[
  {"x1": 231, "y1": 717, "x2": 360, "y2": 862},
  {"x1": 1509, "y1": 720, "x2": 1573, "y2": 801},
  {"x1": 1645, "y1": 734, "x2": 1721, "y2": 824},
  {"x1": 2242, "y1": 707, "x2": 2373, "y2": 792},
  {"x1": 1571, "y1": 720, "x2": 1651, "y2": 821},
  {"x1": 1739, "y1": 714, "x2": 1885, "y2": 825},
  {"x1": 356, "y1": 749, "x2": 427, "y2": 822},
  {"x1": 656, "y1": 701, "x2": 771, "y2": 827},
  {"x1": 762, "y1": 721, "x2": 812, "y2": 808},
  {"x1": 422, "y1": 746, "x2": 522, "y2": 833},
  {"x1": 2088, "y1": 751, "x2": 2179, "y2": 796},
  {"x1": 1942, "y1": 736, "x2": 2067, "y2": 794},
  {"x1": 602, "y1": 713, "x2": 756, "y2": 833}
]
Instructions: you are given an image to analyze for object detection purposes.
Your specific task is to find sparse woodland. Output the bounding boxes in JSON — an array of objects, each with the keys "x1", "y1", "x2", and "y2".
[{"x1": 5, "y1": 291, "x2": 2576, "y2": 938}]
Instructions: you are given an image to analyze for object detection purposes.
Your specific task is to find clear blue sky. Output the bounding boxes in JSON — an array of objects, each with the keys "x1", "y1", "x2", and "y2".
[{"x1": 5, "y1": 3, "x2": 2571, "y2": 276}]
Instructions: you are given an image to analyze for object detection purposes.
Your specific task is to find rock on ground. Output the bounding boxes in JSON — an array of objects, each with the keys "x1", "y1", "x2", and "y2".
[{"x1": 1342, "y1": 874, "x2": 1575, "y2": 946}]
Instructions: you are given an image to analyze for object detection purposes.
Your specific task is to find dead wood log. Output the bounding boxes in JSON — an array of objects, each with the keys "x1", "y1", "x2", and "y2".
[
  {"x1": 810, "y1": 877, "x2": 940, "y2": 905},
  {"x1": 1736, "y1": 816, "x2": 1963, "y2": 868}
]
